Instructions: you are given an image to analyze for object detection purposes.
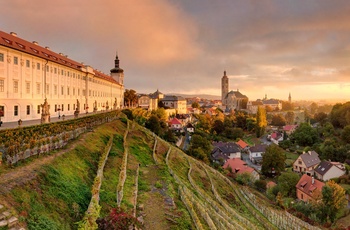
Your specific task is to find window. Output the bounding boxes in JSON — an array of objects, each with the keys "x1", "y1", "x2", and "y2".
[
  {"x1": 14, "y1": 105, "x2": 18, "y2": 116},
  {"x1": 54, "y1": 85, "x2": 57, "y2": 95},
  {"x1": 46, "y1": 84, "x2": 49, "y2": 94},
  {"x1": 26, "y1": 82, "x2": 30, "y2": 94},
  {"x1": 73, "y1": 88, "x2": 75, "y2": 96},
  {"x1": 54, "y1": 67, "x2": 57, "y2": 74},
  {"x1": 0, "y1": 106, "x2": 4, "y2": 117},
  {"x1": 14, "y1": 56, "x2": 18, "y2": 65},
  {"x1": 13, "y1": 80, "x2": 19, "y2": 93},
  {"x1": 37, "y1": 63, "x2": 40, "y2": 70},
  {"x1": 61, "y1": 86, "x2": 64, "y2": 95},
  {"x1": 46, "y1": 65, "x2": 49, "y2": 72},
  {"x1": 26, "y1": 60, "x2": 30, "y2": 68},
  {"x1": 61, "y1": 104, "x2": 64, "y2": 112},
  {"x1": 68, "y1": 104, "x2": 70, "y2": 111},
  {"x1": 73, "y1": 104, "x2": 76, "y2": 110},
  {"x1": 61, "y1": 70, "x2": 64, "y2": 75},
  {"x1": 67, "y1": 87, "x2": 70, "y2": 95},
  {"x1": 37, "y1": 105, "x2": 40, "y2": 114},
  {"x1": 78, "y1": 89, "x2": 80, "y2": 96},
  {"x1": 0, "y1": 53, "x2": 4, "y2": 62},
  {"x1": 36, "y1": 83, "x2": 41, "y2": 94},
  {"x1": 0, "y1": 79, "x2": 4, "y2": 92},
  {"x1": 26, "y1": 105, "x2": 30, "y2": 115},
  {"x1": 67, "y1": 71, "x2": 70, "y2": 77}
]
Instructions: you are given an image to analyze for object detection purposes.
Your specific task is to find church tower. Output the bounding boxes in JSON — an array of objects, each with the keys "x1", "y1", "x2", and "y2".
[
  {"x1": 221, "y1": 71, "x2": 229, "y2": 106},
  {"x1": 110, "y1": 52, "x2": 124, "y2": 85},
  {"x1": 288, "y1": 92, "x2": 292, "y2": 103}
]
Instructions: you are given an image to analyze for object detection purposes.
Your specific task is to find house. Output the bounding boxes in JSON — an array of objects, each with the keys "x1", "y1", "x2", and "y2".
[
  {"x1": 293, "y1": 151, "x2": 321, "y2": 175},
  {"x1": 176, "y1": 114, "x2": 191, "y2": 125},
  {"x1": 269, "y1": 131, "x2": 283, "y2": 145},
  {"x1": 283, "y1": 125, "x2": 298, "y2": 135},
  {"x1": 296, "y1": 174, "x2": 324, "y2": 202},
  {"x1": 247, "y1": 101, "x2": 264, "y2": 114},
  {"x1": 186, "y1": 123, "x2": 195, "y2": 133},
  {"x1": 223, "y1": 158, "x2": 260, "y2": 181},
  {"x1": 248, "y1": 144, "x2": 268, "y2": 164},
  {"x1": 211, "y1": 142, "x2": 241, "y2": 164},
  {"x1": 169, "y1": 118, "x2": 183, "y2": 131},
  {"x1": 138, "y1": 94, "x2": 158, "y2": 111},
  {"x1": 262, "y1": 99, "x2": 282, "y2": 111},
  {"x1": 161, "y1": 95, "x2": 187, "y2": 114},
  {"x1": 314, "y1": 161, "x2": 346, "y2": 181},
  {"x1": 236, "y1": 139, "x2": 249, "y2": 151}
]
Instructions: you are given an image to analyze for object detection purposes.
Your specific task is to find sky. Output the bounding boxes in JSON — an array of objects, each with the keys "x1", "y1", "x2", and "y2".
[{"x1": 1, "y1": 0, "x2": 350, "y2": 101}]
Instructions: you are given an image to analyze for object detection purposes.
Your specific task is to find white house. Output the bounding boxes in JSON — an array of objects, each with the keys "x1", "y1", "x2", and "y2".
[
  {"x1": 314, "y1": 161, "x2": 346, "y2": 181},
  {"x1": 248, "y1": 144, "x2": 268, "y2": 164}
]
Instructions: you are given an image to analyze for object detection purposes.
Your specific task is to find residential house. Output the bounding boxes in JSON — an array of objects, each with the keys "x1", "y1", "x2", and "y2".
[
  {"x1": 161, "y1": 95, "x2": 187, "y2": 114},
  {"x1": 314, "y1": 161, "x2": 346, "y2": 181},
  {"x1": 211, "y1": 142, "x2": 241, "y2": 164},
  {"x1": 293, "y1": 151, "x2": 321, "y2": 176},
  {"x1": 236, "y1": 139, "x2": 249, "y2": 151},
  {"x1": 169, "y1": 118, "x2": 183, "y2": 131},
  {"x1": 269, "y1": 131, "x2": 283, "y2": 145},
  {"x1": 138, "y1": 94, "x2": 158, "y2": 111},
  {"x1": 223, "y1": 158, "x2": 260, "y2": 181},
  {"x1": 247, "y1": 101, "x2": 264, "y2": 114},
  {"x1": 176, "y1": 114, "x2": 191, "y2": 125},
  {"x1": 283, "y1": 125, "x2": 298, "y2": 135},
  {"x1": 186, "y1": 123, "x2": 195, "y2": 133},
  {"x1": 248, "y1": 144, "x2": 268, "y2": 164},
  {"x1": 296, "y1": 174, "x2": 324, "y2": 202}
]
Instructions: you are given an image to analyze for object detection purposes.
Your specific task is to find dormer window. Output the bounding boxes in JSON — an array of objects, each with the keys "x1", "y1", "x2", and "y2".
[{"x1": 2, "y1": 38, "x2": 12, "y2": 44}]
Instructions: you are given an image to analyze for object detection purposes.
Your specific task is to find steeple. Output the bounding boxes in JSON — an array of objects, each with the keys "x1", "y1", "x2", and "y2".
[
  {"x1": 288, "y1": 92, "x2": 292, "y2": 103},
  {"x1": 110, "y1": 51, "x2": 124, "y2": 74},
  {"x1": 221, "y1": 70, "x2": 229, "y2": 107}
]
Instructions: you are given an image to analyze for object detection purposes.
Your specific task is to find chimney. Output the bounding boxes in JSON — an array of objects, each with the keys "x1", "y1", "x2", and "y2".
[
  {"x1": 59, "y1": 53, "x2": 64, "y2": 56},
  {"x1": 32, "y1": 41, "x2": 38, "y2": 45},
  {"x1": 10, "y1": 32, "x2": 17, "y2": 37},
  {"x1": 312, "y1": 176, "x2": 315, "y2": 184},
  {"x1": 45, "y1": 46, "x2": 50, "y2": 50}
]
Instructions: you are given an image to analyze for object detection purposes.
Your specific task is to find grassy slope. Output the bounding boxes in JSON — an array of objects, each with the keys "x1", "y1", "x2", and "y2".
[{"x1": 1, "y1": 119, "x2": 312, "y2": 230}]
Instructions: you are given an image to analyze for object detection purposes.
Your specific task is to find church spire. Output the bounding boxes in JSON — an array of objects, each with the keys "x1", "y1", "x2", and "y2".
[
  {"x1": 114, "y1": 51, "x2": 120, "y2": 68},
  {"x1": 288, "y1": 92, "x2": 292, "y2": 103}
]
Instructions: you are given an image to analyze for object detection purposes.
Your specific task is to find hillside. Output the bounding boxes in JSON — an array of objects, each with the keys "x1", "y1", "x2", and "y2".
[{"x1": 0, "y1": 118, "x2": 320, "y2": 230}]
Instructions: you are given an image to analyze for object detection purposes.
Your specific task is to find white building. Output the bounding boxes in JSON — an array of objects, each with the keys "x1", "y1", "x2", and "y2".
[{"x1": 0, "y1": 30, "x2": 124, "y2": 122}]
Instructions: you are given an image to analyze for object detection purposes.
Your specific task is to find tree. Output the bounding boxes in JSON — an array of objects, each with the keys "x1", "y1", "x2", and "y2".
[
  {"x1": 235, "y1": 111, "x2": 248, "y2": 130},
  {"x1": 277, "y1": 172, "x2": 300, "y2": 197},
  {"x1": 261, "y1": 144, "x2": 286, "y2": 177},
  {"x1": 271, "y1": 114, "x2": 286, "y2": 127},
  {"x1": 256, "y1": 106, "x2": 267, "y2": 137},
  {"x1": 285, "y1": 111, "x2": 295, "y2": 125},
  {"x1": 192, "y1": 101, "x2": 200, "y2": 109},
  {"x1": 265, "y1": 105, "x2": 273, "y2": 112},
  {"x1": 310, "y1": 102, "x2": 318, "y2": 114},
  {"x1": 152, "y1": 108, "x2": 167, "y2": 121},
  {"x1": 314, "y1": 112, "x2": 328, "y2": 125},
  {"x1": 124, "y1": 89, "x2": 138, "y2": 107},
  {"x1": 224, "y1": 127, "x2": 244, "y2": 140},
  {"x1": 290, "y1": 123, "x2": 319, "y2": 146},
  {"x1": 341, "y1": 125, "x2": 350, "y2": 144},
  {"x1": 282, "y1": 101, "x2": 293, "y2": 111},
  {"x1": 145, "y1": 115, "x2": 161, "y2": 135},
  {"x1": 321, "y1": 180, "x2": 346, "y2": 222},
  {"x1": 187, "y1": 134, "x2": 211, "y2": 163},
  {"x1": 212, "y1": 119, "x2": 225, "y2": 135}
]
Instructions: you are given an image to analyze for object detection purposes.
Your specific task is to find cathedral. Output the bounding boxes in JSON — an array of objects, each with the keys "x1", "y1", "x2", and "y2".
[
  {"x1": 221, "y1": 71, "x2": 248, "y2": 111},
  {"x1": 0, "y1": 30, "x2": 124, "y2": 122}
]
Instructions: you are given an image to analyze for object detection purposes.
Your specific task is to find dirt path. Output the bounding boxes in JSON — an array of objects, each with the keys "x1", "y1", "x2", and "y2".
[{"x1": 0, "y1": 133, "x2": 88, "y2": 195}]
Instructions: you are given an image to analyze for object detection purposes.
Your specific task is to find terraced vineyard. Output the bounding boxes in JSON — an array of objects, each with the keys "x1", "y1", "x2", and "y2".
[{"x1": 0, "y1": 117, "x2": 321, "y2": 229}]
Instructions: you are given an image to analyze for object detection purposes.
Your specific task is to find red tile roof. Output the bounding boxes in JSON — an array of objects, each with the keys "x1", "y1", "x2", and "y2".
[
  {"x1": 283, "y1": 125, "x2": 298, "y2": 131},
  {"x1": 236, "y1": 139, "x2": 248, "y2": 149},
  {"x1": 170, "y1": 118, "x2": 182, "y2": 125},
  {"x1": 296, "y1": 174, "x2": 324, "y2": 198},
  {"x1": 223, "y1": 158, "x2": 255, "y2": 174},
  {"x1": 0, "y1": 30, "x2": 118, "y2": 84}
]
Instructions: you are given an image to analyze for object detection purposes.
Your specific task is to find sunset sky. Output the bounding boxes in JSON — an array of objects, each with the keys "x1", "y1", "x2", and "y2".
[{"x1": 1, "y1": 0, "x2": 349, "y2": 100}]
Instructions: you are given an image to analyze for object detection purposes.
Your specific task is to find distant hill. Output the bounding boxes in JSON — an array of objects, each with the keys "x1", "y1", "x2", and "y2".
[{"x1": 168, "y1": 93, "x2": 221, "y2": 100}]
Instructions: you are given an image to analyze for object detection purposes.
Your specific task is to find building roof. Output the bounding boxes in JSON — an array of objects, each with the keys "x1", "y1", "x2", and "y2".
[
  {"x1": 249, "y1": 144, "x2": 268, "y2": 153},
  {"x1": 250, "y1": 101, "x2": 264, "y2": 106},
  {"x1": 212, "y1": 142, "x2": 241, "y2": 154},
  {"x1": 300, "y1": 151, "x2": 321, "y2": 168},
  {"x1": 314, "y1": 161, "x2": 345, "y2": 176},
  {"x1": 169, "y1": 118, "x2": 182, "y2": 125},
  {"x1": 223, "y1": 158, "x2": 255, "y2": 174},
  {"x1": 226, "y1": 90, "x2": 248, "y2": 99},
  {"x1": 262, "y1": 99, "x2": 280, "y2": 105},
  {"x1": 283, "y1": 125, "x2": 298, "y2": 132},
  {"x1": 0, "y1": 30, "x2": 118, "y2": 84},
  {"x1": 271, "y1": 132, "x2": 283, "y2": 140},
  {"x1": 296, "y1": 174, "x2": 324, "y2": 197},
  {"x1": 162, "y1": 95, "x2": 186, "y2": 101},
  {"x1": 236, "y1": 139, "x2": 249, "y2": 149}
]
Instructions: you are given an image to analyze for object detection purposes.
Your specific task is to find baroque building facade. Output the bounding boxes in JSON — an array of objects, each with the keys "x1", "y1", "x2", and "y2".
[
  {"x1": 221, "y1": 71, "x2": 248, "y2": 111},
  {"x1": 0, "y1": 30, "x2": 124, "y2": 122}
]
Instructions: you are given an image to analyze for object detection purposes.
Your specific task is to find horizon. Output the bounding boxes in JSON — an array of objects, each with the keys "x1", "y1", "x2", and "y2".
[{"x1": 1, "y1": 1, "x2": 350, "y2": 100}]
